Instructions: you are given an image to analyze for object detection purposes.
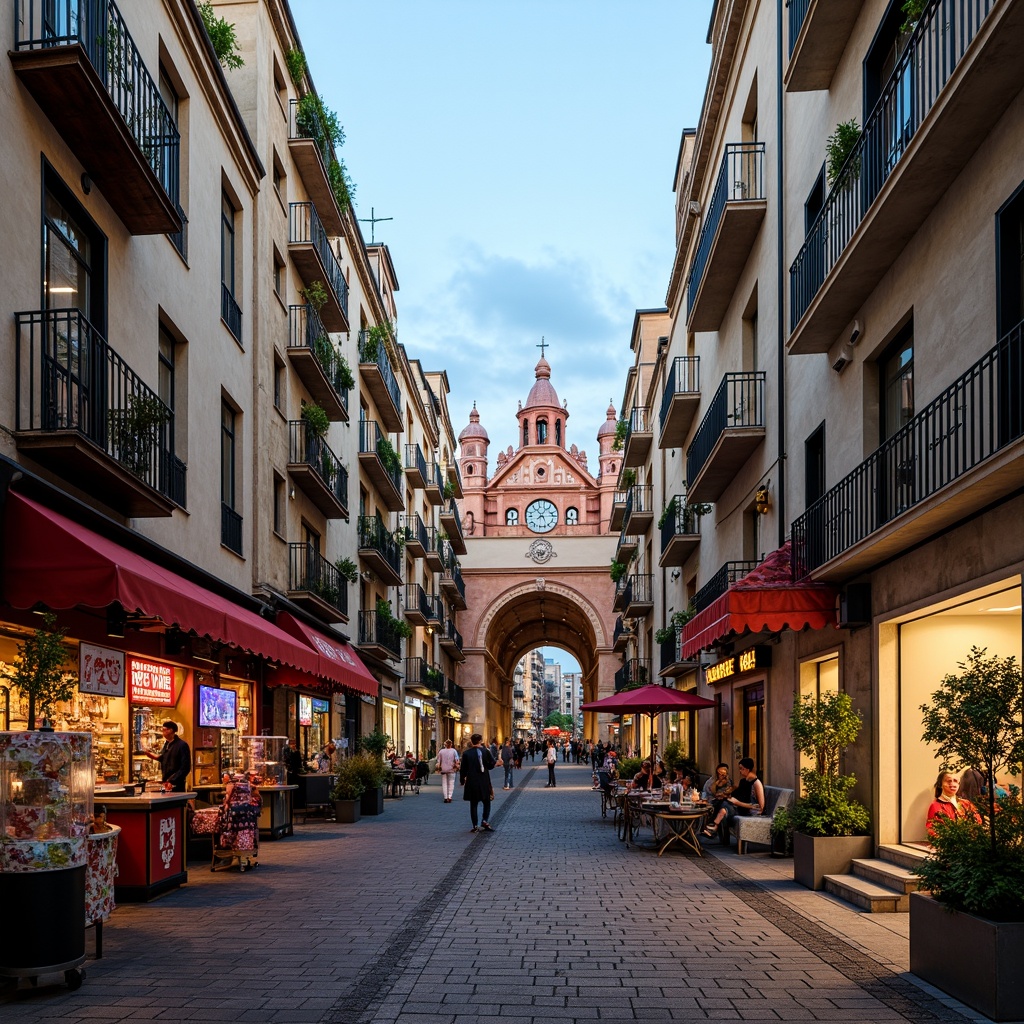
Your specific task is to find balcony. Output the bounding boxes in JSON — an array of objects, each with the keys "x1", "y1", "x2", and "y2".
[
  {"x1": 424, "y1": 461, "x2": 445, "y2": 505},
  {"x1": 288, "y1": 542, "x2": 348, "y2": 622},
  {"x1": 405, "y1": 657, "x2": 444, "y2": 697},
  {"x1": 623, "y1": 574, "x2": 654, "y2": 619},
  {"x1": 11, "y1": 0, "x2": 180, "y2": 234},
  {"x1": 401, "y1": 512, "x2": 428, "y2": 557},
  {"x1": 287, "y1": 305, "x2": 349, "y2": 421},
  {"x1": 14, "y1": 309, "x2": 180, "y2": 517},
  {"x1": 791, "y1": 322, "x2": 1024, "y2": 582},
  {"x1": 446, "y1": 461, "x2": 464, "y2": 500},
  {"x1": 288, "y1": 203, "x2": 349, "y2": 331},
  {"x1": 402, "y1": 583, "x2": 431, "y2": 626},
  {"x1": 439, "y1": 619, "x2": 465, "y2": 662},
  {"x1": 694, "y1": 561, "x2": 759, "y2": 613},
  {"x1": 358, "y1": 420, "x2": 404, "y2": 512},
  {"x1": 612, "y1": 574, "x2": 628, "y2": 613},
  {"x1": 622, "y1": 484, "x2": 654, "y2": 536},
  {"x1": 357, "y1": 610, "x2": 402, "y2": 663},
  {"x1": 686, "y1": 372, "x2": 766, "y2": 502},
  {"x1": 427, "y1": 594, "x2": 444, "y2": 627},
  {"x1": 659, "y1": 356, "x2": 701, "y2": 449},
  {"x1": 785, "y1": 0, "x2": 863, "y2": 92},
  {"x1": 621, "y1": 407, "x2": 652, "y2": 469},
  {"x1": 404, "y1": 443, "x2": 427, "y2": 489},
  {"x1": 439, "y1": 498, "x2": 467, "y2": 555},
  {"x1": 609, "y1": 488, "x2": 628, "y2": 531},
  {"x1": 221, "y1": 284, "x2": 242, "y2": 343},
  {"x1": 439, "y1": 547, "x2": 467, "y2": 610},
  {"x1": 439, "y1": 677, "x2": 465, "y2": 708},
  {"x1": 659, "y1": 630, "x2": 696, "y2": 679},
  {"x1": 686, "y1": 143, "x2": 766, "y2": 333},
  {"x1": 288, "y1": 98, "x2": 344, "y2": 236},
  {"x1": 221, "y1": 503, "x2": 243, "y2": 556},
  {"x1": 789, "y1": 0, "x2": 1020, "y2": 353},
  {"x1": 614, "y1": 658, "x2": 652, "y2": 692},
  {"x1": 424, "y1": 526, "x2": 444, "y2": 572},
  {"x1": 358, "y1": 513, "x2": 403, "y2": 587},
  {"x1": 358, "y1": 329, "x2": 403, "y2": 433},
  {"x1": 612, "y1": 616, "x2": 633, "y2": 654},
  {"x1": 614, "y1": 525, "x2": 638, "y2": 565},
  {"x1": 287, "y1": 420, "x2": 348, "y2": 519},
  {"x1": 659, "y1": 495, "x2": 703, "y2": 567}
]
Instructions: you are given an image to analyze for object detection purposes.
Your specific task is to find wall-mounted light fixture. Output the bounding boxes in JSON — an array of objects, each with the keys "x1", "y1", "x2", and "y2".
[{"x1": 755, "y1": 481, "x2": 771, "y2": 516}]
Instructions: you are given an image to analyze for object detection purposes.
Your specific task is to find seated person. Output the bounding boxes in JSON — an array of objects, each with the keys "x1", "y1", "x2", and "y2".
[
  {"x1": 702, "y1": 758, "x2": 764, "y2": 837},
  {"x1": 702, "y1": 762, "x2": 734, "y2": 810},
  {"x1": 313, "y1": 742, "x2": 336, "y2": 774},
  {"x1": 632, "y1": 760, "x2": 664, "y2": 791},
  {"x1": 403, "y1": 750, "x2": 416, "y2": 771},
  {"x1": 597, "y1": 751, "x2": 618, "y2": 796},
  {"x1": 927, "y1": 770, "x2": 982, "y2": 838}
]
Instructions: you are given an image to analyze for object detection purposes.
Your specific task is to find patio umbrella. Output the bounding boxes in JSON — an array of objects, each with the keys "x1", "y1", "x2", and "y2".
[{"x1": 581, "y1": 685, "x2": 715, "y2": 764}]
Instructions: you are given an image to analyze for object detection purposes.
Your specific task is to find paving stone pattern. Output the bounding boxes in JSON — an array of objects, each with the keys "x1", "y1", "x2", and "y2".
[{"x1": 0, "y1": 763, "x2": 982, "y2": 1023}]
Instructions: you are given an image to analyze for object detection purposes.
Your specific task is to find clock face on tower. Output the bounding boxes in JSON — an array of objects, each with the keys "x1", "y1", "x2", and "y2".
[{"x1": 525, "y1": 499, "x2": 558, "y2": 533}]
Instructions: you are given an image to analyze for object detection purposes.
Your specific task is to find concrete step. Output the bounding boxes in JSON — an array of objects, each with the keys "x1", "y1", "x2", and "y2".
[
  {"x1": 851, "y1": 857, "x2": 920, "y2": 895},
  {"x1": 823, "y1": 872, "x2": 907, "y2": 912},
  {"x1": 877, "y1": 842, "x2": 930, "y2": 871}
]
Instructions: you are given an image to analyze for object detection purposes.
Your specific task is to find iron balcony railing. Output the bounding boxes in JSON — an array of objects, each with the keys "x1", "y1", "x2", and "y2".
[
  {"x1": 624, "y1": 484, "x2": 653, "y2": 526},
  {"x1": 686, "y1": 372, "x2": 766, "y2": 487},
  {"x1": 289, "y1": 202, "x2": 349, "y2": 318},
  {"x1": 612, "y1": 616, "x2": 633, "y2": 648},
  {"x1": 790, "y1": 0, "x2": 996, "y2": 329},
  {"x1": 289, "y1": 542, "x2": 348, "y2": 617},
  {"x1": 221, "y1": 283, "x2": 242, "y2": 341},
  {"x1": 614, "y1": 658, "x2": 651, "y2": 692},
  {"x1": 444, "y1": 619, "x2": 464, "y2": 652},
  {"x1": 659, "y1": 631, "x2": 686, "y2": 673},
  {"x1": 448, "y1": 461, "x2": 463, "y2": 496},
  {"x1": 359, "y1": 420, "x2": 403, "y2": 493},
  {"x1": 659, "y1": 356, "x2": 700, "y2": 432},
  {"x1": 404, "y1": 443, "x2": 426, "y2": 482},
  {"x1": 358, "y1": 610, "x2": 402, "y2": 659},
  {"x1": 792, "y1": 321, "x2": 1024, "y2": 578},
  {"x1": 787, "y1": 0, "x2": 811, "y2": 54},
  {"x1": 694, "y1": 560, "x2": 759, "y2": 613},
  {"x1": 686, "y1": 143, "x2": 766, "y2": 316},
  {"x1": 358, "y1": 514, "x2": 401, "y2": 577},
  {"x1": 623, "y1": 573, "x2": 653, "y2": 610},
  {"x1": 442, "y1": 497, "x2": 463, "y2": 537},
  {"x1": 405, "y1": 657, "x2": 444, "y2": 692},
  {"x1": 15, "y1": 0, "x2": 180, "y2": 208},
  {"x1": 402, "y1": 583, "x2": 432, "y2": 622},
  {"x1": 358, "y1": 329, "x2": 402, "y2": 415},
  {"x1": 440, "y1": 678, "x2": 465, "y2": 707},
  {"x1": 221, "y1": 503, "x2": 242, "y2": 555},
  {"x1": 14, "y1": 309, "x2": 181, "y2": 499},
  {"x1": 427, "y1": 594, "x2": 444, "y2": 625},
  {"x1": 623, "y1": 406, "x2": 649, "y2": 448},
  {"x1": 400, "y1": 512, "x2": 429, "y2": 551},
  {"x1": 169, "y1": 203, "x2": 188, "y2": 260},
  {"x1": 612, "y1": 488, "x2": 629, "y2": 508},
  {"x1": 660, "y1": 495, "x2": 703, "y2": 551},
  {"x1": 288, "y1": 304, "x2": 351, "y2": 409},
  {"x1": 289, "y1": 420, "x2": 347, "y2": 509},
  {"x1": 289, "y1": 97, "x2": 333, "y2": 169}
]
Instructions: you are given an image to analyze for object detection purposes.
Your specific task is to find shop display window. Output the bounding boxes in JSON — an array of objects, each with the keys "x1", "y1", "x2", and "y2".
[{"x1": 239, "y1": 736, "x2": 287, "y2": 786}]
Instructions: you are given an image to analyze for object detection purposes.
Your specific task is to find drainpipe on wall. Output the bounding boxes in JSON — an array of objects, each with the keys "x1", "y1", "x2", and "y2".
[{"x1": 776, "y1": 0, "x2": 787, "y2": 550}]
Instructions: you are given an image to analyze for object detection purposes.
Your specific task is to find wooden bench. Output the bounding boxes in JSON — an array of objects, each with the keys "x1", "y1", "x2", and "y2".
[{"x1": 728, "y1": 785, "x2": 794, "y2": 854}]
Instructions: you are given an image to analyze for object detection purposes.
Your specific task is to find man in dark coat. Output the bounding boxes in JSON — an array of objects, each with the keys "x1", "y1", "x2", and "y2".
[{"x1": 459, "y1": 733, "x2": 496, "y2": 832}]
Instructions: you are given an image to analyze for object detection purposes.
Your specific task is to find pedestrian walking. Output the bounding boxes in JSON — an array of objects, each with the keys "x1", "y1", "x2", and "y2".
[
  {"x1": 501, "y1": 738, "x2": 515, "y2": 789},
  {"x1": 460, "y1": 733, "x2": 496, "y2": 832},
  {"x1": 545, "y1": 739, "x2": 557, "y2": 787},
  {"x1": 436, "y1": 739, "x2": 460, "y2": 803}
]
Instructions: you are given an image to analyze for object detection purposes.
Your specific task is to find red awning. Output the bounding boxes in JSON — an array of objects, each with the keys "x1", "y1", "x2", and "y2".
[
  {"x1": 1, "y1": 493, "x2": 321, "y2": 675},
  {"x1": 276, "y1": 612, "x2": 378, "y2": 696},
  {"x1": 681, "y1": 542, "x2": 837, "y2": 660}
]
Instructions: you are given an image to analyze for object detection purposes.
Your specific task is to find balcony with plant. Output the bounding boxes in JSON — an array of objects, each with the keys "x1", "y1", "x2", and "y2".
[
  {"x1": 289, "y1": 202, "x2": 349, "y2": 330},
  {"x1": 358, "y1": 421, "x2": 404, "y2": 512},
  {"x1": 357, "y1": 600, "x2": 410, "y2": 662},
  {"x1": 439, "y1": 497, "x2": 466, "y2": 555},
  {"x1": 358, "y1": 323, "x2": 403, "y2": 432},
  {"x1": 288, "y1": 542, "x2": 348, "y2": 622},
  {"x1": 614, "y1": 658, "x2": 651, "y2": 692},
  {"x1": 621, "y1": 406, "x2": 653, "y2": 468},
  {"x1": 400, "y1": 512, "x2": 429, "y2": 558},
  {"x1": 659, "y1": 495, "x2": 710, "y2": 567},
  {"x1": 287, "y1": 92, "x2": 352, "y2": 236},
  {"x1": 287, "y1": 303, "x2": 350, "y2": 420},
  {"x1": 287, "y1": 413, "x2": 348, "y2": 519},
  {"x1": 357, "y1": 514, "x2": 402, "y2": 587}
]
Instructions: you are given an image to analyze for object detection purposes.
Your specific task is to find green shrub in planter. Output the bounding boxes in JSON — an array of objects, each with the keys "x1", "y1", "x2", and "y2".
[
  {"x1": 330, "y1": 758, "x2": 366, "y2": 801},
  {"x1": 617, "y1": 757, "x2": 642, "y2": 780}
]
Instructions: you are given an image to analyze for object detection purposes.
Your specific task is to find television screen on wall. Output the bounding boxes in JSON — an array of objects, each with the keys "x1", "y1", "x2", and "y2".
[{"x1": 198, "y1": 685, "x2": 237, "y2": 730}]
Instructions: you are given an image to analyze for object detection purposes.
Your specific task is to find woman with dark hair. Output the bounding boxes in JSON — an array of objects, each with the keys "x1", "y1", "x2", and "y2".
[
  {"x1": 632, "y1": 760, "x2": 663, "y2": 792},
  {"x1": 927, "y1": 770, "x2": 982, "y2": 838},
  {"x1": 702, "y1": 758, "x2": 763, "y2": 838}
]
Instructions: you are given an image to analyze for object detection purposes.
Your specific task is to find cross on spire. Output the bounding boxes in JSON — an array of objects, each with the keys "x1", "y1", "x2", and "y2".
[
  {"x1": 357, "y1": 206, "x2": 394, "y2": 244},
  {"x1": 537, "y1": 336, "x2": 548, "y2": 358}
]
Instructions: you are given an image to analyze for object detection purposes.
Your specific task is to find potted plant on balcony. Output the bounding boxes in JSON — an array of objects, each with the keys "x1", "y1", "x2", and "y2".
[
  {"x1": 826, "y1": 119, "x2": 862, "y2": 188},
  {"x1": 301, "y1": 281, "x2": 329, "y2": 313},
  {"x1": 108, "y1": 394, "x2": 171, "y2": 481},
  {"x1": 301, "y1": 402, "x2": 330, "y2": 440},
  {"x1": 360, "y1": 321, "x2": 393, "y2": 363},
  {"x1": 334, "y1": 356, "x2": 355, "y2": 394},
  {"x1": 376, "y1": 436, "x2": 402, "y2": 480},
  {"x1": 330, "y1": 757, "x2": 364, "y2": 823},
  {"x1": 285, "y1": 48, "x2": 306, "y2": 87},
  {"x1": 2, "y1": 612, "x2": 74, "y2": 730},
  {"x1": 612, "y1": 418, "x2": 627, "y2": 451},
  {"x1": 609, "y1": 560, "x2": 628, "y2": 584},
  {"x1": 426, "y1": 667, "x2": 444, "y2": 691},
  {"x1": 335, "y1": 557, "x2": 358, "y2": 584},
  {"x1": 789, "y1": 690, "x2": 871, "y2": 889},
  {"x1": 910, "y1": 647, "x2": 1024, "y2": 1022}
]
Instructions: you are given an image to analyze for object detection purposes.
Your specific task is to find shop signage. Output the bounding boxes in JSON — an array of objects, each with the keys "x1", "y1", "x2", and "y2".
[
  {"x1": 128, "y1": 658, "x2": 177, "y2": 706},
  {"x1": 298, "y1": 695, "x2": 313, "y2": 726},
  {"x1": 80, "y1": 643, "x2": 126, "y2": 697},
  {"x1": 312, "y1": 698, "x2": 330, "y2": 714},
  {"x1": 704, "y1": 646, "x2": 771, "y2": 685}
]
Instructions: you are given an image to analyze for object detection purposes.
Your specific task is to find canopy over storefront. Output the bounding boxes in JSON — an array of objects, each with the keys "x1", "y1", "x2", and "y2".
[{"x1": 276, "y1": 612, "x2": 377, "y2": 696}]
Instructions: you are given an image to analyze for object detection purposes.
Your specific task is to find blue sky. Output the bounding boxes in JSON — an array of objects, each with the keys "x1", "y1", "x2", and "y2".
[{"x1": 293, "y1": 0, "x2": 715, "y2": 460}]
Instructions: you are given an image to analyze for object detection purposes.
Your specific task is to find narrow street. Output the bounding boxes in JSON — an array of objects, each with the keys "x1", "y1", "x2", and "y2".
[{"x1": 3, "y1": 765, "x2": 982, "y2": 1024}]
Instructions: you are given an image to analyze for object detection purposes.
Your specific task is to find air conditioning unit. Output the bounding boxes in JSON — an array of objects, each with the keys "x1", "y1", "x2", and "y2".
[{"x1": 832, "y1": 343, "x2": 854, "y2": 374}]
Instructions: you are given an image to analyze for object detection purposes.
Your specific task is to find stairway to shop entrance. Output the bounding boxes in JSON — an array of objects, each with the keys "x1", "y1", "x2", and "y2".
[{"x1": 823, "y1": 843, "x2": 929, "y2": 913}]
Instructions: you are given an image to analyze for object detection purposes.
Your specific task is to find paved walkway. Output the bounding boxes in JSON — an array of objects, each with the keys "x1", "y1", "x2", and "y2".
[{"x1": 1, "y1": 763, "x2": 990, "y2": 1023}]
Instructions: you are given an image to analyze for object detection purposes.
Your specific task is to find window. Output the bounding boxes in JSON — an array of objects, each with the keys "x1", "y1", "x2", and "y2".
[
  {"x1": 565, "y1": 507, "x2": 578, "y2": 525},
  {"x1": 805, "y1": 423, "x2": 825, "y2": 508},
  {"x1": 466, "y1": 465, "x2": 473, "y2": 475},
  {"x1": 555, "y1": 419, "x2": 561, "y2": 446},
  {"x1": 522, "y1": 421, "x2": 529, "y2": 446},
  {"x1": 506, "y1": 508, "x2": 519, "y2": 526},
  {"x1": 44, "y1": 175, "x2": 103, "y2": 322},
  {"x1": 273, "y1": 354, "x2": 284, "y2": 411},
  {"x1": 221, "y1": 191, "x2": 241, "y2": 340},
  {"x1": 997, "y1": 179, "x2": 1024, "y2": 335},
  {"x1": 743, "y1": 507, "x2": 760, "y2": 563},
  {"x1": 273, "y1": 248, "x2": 285, "y2": 298},
  {"x1": 221, "y1": 401, "x2": 236, "y2": 510},
  {"x1": 879, "y1": 322, "x2": 913, "y2": 443},
  {"x1": 271, "y1": 151, "x2": 285, "y2": 206},
  {"x1": 273, "y1": 472, "x2": 285, "y2": 536},
  {"x1": 158, "y1": 326, "x2": 176, "y2": 449},
  {"x1": 159, "y1": 65, "x2": 187, "y2": 257},
  {"x1": 537, "y1": 419, "x2": 548, "y2": 443},
  {"x1": 273, "y1": 58, "x2": 287, "y2": 114}
]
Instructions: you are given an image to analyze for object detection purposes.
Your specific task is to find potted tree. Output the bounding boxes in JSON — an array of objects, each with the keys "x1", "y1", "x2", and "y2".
[
  {"x1": 356, "y1": 730, "x2": 391, "y2": 815},
  {"x1": 789, "y1": 690, "x2": 871, "y2": 889},
  {"x1": 910, "y1": 647, "x2": 1024, "y2": 1022},
  {"x1": 4, "y1": 612, "x2": 75, "y2": 730},
  {"x1": 330, "y1": 758, "x2": 364, "y2": 823}
]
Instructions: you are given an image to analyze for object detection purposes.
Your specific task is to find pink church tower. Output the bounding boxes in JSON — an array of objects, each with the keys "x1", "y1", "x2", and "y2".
[{"x1": 457, "y1": 403, "x2": 489, "y2": 535}]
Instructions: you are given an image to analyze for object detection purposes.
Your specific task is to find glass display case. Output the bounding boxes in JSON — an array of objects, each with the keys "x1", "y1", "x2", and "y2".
[
  {"x1": 239, "y1": 736, "x2": 287, "y2": 786},
  {"x1": 0, "y1": 731, "x2": 93, "y2": 872}
]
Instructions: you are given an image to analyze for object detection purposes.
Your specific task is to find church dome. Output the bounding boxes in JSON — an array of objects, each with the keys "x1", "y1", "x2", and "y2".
[
  {"x1": 458, "y1": 402, "x2": 489, "y2": 443},
  {"x1": 597, "y1": 402, "x2": 618, "y2": 438},
  {"x1": 524, "y1": 357, "x2": 561, "y2": 410}
]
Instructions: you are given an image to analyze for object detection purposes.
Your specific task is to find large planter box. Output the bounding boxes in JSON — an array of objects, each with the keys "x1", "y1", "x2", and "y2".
[
  {"x1": 360, "y1": 786, "x2": 384, "y2": 816},
  {"x1": 910, "y1": 892, "x2": 1024, "y2": 1021},
  {"x1": 793, "y1": 832, "x2": 873, "y2": 890},
  {"x1": 333, "y1": 799, "x2": 360, "y2": 824}
]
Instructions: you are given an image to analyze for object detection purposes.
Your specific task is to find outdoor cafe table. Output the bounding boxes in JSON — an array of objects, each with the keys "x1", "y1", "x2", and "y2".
[{"x1": 645, "y1": 803, "x2": 710, "y2": 857}]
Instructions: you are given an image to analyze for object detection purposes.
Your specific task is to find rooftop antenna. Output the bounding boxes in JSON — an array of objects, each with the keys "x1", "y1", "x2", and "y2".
[{"x1": 358, "y1": 206, "x2": 393, "y2": 244}]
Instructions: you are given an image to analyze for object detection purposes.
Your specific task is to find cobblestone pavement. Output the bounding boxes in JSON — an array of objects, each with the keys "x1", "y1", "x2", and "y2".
[{"x1": 1, "y1": 763, "x2": 989, "y2": 1023}]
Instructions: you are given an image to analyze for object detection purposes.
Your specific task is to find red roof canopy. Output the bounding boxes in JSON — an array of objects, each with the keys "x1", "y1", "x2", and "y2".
[{"x1": 276, "y1": 612, "x2": 377, "y2": 696}]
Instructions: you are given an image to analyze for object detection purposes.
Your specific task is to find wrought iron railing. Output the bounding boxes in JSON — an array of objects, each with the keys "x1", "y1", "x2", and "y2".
[
  {"x1": 623, "y1": 406, "x2": 649, "y2": 451},
  {"x1": 221, "y1": 283, "x2": 242, "y2": 341},
  {"x1": 441, "y1": 497, "x2": 463, "y2": 538},
  {"x1": 289, "y1": 202, "x2": 349, "y2": 318},
  {"x1": 659, "y1": 631, "x2": 686, "y2": 673},
  {"x1": 686, "y1": 143, "x2": 765, "y2": 316},
  {"x1": 686, "y1": 372, "x2": 766, "y2": 487},
  {"x1": 289, "y1": 420, "x2": 347, "y2": 511},
  {"x1": 169, "y1": 203, "x2": 187, "y2": 259},
  {"x1": 787, "y1": 0, "x2": 811, "y2": 54},
  {"x1": 404, "y1": 443, "x2": 426, "y2": 482},
  {"x1": 221, "y1": 503, "x2": 242, "y2": 555},
  {"x1": 402, "y1": 583, "x2": 432, "y2": 622},
  {"x1": 400, "y1": 512, "x2": 428, "y2": 552},
  {"x1": 289, "y1": 97, "x2": 332, "y2": 168},
  {"x1": 288, "y1": 304, "x2": 350, "y2": 409},
  {"x1": 427, "y1": 594, "x2": 444, "y2": 625},
  {"x1": 612, "y1": 616, "x2": 633, "y2": 648},
  {"x1": 15, "y1": 0, "x2": 180, "y2": 207},
  {"x1": 614, "y1": 658, "x2": 652, "y2": 692},
  {"x1": 792, "y1": 321, "x2": 1024, "y2": 578},
  {"x1": 14, "y1": 309, "x2": 181, "y2": 499},
  {"x1": 694, "y1": 560, "x2": 759, "y2": 612},
  {"x1": 359, "y1": 420, "x2": 403, "y2": 493},
  {"x1": 790, "y1": 0, "x2": 996, "y2": 329},
  {"x1": 659, "y1": 356, "x2": 700, "y2": 433},
  {"x1": 442, "y1": 618, "x2": 464, "y2": 652},
  {"x1": 659, "y1": 494, "x2": 703, "y2": 553},
  {"x1": 288, "y1": 542, "x2": 347, "y2": 617},
  {"x1": 358, "y1": 514, "x2": 401, "y2": 577},
  {"x1": 358, "y1": 610, "x2": 402, "y2": 658},
  {"x1": 623, "y1": 484, "x2": 653, "y2": 530},
  {"x1": 624, "y1": 574, "x2": 653, "y2": 610},
  {"x1": 358, "y1": 329, "x2": 402, "y2": 415}
]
